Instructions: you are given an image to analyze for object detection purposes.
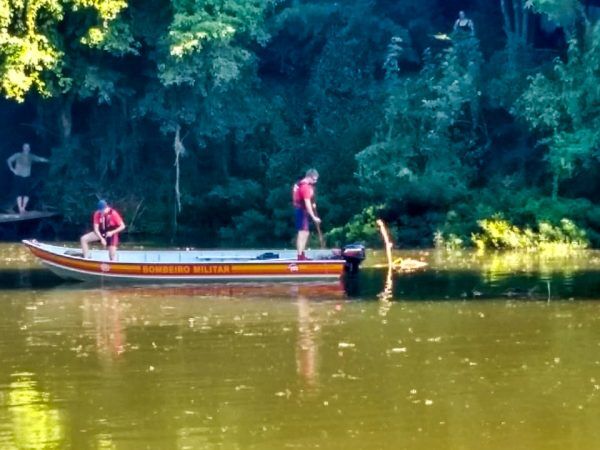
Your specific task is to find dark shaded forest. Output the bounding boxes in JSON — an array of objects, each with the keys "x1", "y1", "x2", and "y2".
[{"x1": 1, "y1": 0, "x2": 599, "y2": 248}]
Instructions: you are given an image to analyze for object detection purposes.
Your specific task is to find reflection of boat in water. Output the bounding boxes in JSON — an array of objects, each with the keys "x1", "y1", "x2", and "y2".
[
  {"x1": 23, "y1": 240, "x2": 365, "y2": 284},
  {"x1": 93, "y1": 281, "x2": 349, "y2": 300}
]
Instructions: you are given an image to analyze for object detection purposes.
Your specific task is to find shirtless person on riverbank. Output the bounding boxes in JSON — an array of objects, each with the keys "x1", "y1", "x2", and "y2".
[
  {"x1": 6, "y1": 143, "x2": 49, "y2": 214},
  {"x1": 453, "y1": 10, "x2": 475, "y2": 36}
]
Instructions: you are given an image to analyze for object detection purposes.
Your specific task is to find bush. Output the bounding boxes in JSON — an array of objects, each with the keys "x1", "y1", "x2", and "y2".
[
  {"x1": 327, "y1": 205, "x2": 383, "y2": 246},
  {"x1": 472, "y1": 216, "x2": 588, "y2": 250}
]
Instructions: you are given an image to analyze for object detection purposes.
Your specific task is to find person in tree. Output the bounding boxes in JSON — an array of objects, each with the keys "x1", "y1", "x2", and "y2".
[
  {"x1": 80, "y1": 199, "x2": 126, "y2": 261},
  {"x1": 292, "y1": 169, "x2": 321, "y2": 260},
  {"x1": 453, "y1": 10, "x2": 475, "y2": 36},
  {"x1": 6, "y1": 143, "x2": 49, "y2": 214}
]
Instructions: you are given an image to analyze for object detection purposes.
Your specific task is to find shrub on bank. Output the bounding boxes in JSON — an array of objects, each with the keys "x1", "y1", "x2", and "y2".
[{"x1": 471, "y1": 217, "x2": 588, "y2": 251}]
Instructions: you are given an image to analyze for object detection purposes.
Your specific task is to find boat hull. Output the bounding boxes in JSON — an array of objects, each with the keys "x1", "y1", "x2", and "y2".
[{"x1": 23, "y1": 240, "x2": 353, "y2": 284}]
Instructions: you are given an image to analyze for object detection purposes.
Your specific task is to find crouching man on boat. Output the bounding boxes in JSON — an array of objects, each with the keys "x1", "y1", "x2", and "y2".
[
  {"x1": 293, "y1": 169, "x2": 321, "y2": 260},
  {"x1": 80, "y1": 199, "x2": 126, "y2": 261}
]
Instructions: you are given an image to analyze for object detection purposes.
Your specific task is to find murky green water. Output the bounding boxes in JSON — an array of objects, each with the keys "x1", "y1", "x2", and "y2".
[{"x1": 1, "y1": 243, "x2": 600, "y2": 449}]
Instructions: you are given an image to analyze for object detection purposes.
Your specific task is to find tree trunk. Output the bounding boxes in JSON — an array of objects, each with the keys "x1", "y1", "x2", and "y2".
[
  {"x1": 500, "y1": 0, "x2": 514, "y2": 38},
  {"x1": 216, "y1": 137, "x2": 230, "y2": 179},
  {"x1": 552, "y1": 173, "x2": 559, "y2": 200},
  {"x1": 521, "y1": 0, "x2": 529, "y2": 44},
  {"x1": 513, "y1": 0, "x2": 522, "y2": 40},
  {"x1": 500, "y1": 0, "x2": 516, "y2": 69},
  {"x1": 34, "y1": 103, "x2": 50, "y2": 146},
  {"x1": 58, "y1": 95, "x2": 73, "y2": 146},
  {"x1": 172, "y1": 125, "x2": 185, "y2": 240},
  {"x1": 500, "y1": 0, "x2": 531, "y2": 70},
  {"x1": 229, "y1": 130, "x2": 237, "y2": 177},
  {"x1": 119, "y1": 97, "x2": 135, "y2": 181}
]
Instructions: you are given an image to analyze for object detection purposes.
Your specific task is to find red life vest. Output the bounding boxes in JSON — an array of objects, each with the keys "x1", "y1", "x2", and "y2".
[
  {"x1": 93, "y1": 208, "x2": 123, "y2": 235},
  {"x1": 292, "y1": 180, "x2": 314, "y2": 209}
]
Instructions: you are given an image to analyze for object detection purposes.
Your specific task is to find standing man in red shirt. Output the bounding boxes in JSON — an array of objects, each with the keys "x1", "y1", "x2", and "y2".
[
  {"x1": 293, "y1": 169, "x2": 321, "y2": 260},
  {"x1": 80, "y1": 199, "x2": 126, "y2": 261}
]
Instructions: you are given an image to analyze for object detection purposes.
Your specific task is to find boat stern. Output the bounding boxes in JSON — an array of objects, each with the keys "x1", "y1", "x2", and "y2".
[{"x1": 341, "y1": 244, "x2": 366, "y2": 274}]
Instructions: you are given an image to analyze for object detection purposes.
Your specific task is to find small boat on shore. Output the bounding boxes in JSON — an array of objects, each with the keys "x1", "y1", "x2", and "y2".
[{"x1": 22, "y1": 240, "x2": 365, "y2": 284}]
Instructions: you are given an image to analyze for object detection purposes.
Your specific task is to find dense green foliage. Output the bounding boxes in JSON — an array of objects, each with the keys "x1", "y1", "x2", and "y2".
[{"x1": 1, "y1": 0, "x2": 600, "y2": 247}]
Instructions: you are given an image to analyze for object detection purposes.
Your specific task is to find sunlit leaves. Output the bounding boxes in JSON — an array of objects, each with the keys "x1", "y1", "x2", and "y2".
[
  {"x1": 0, "y1": 0, "x2": 64, "y2": 100},
  {"x1": 148, "y1": 0, "x2": 274, "y2": 151},
  {"x1": 72, "y1": 0, "x2": 127, "y2": 21},
  {"x1": 169, "y1": 19, "x2": 235, "y2": 57},
  {"x1": 0, "y1": 0, "x2": 131, "y2": 101},
  {"x1": 152, "y1": 0, "x2": 274, "y2": 135},
  {"x1": 167, "y1": 0, "x2": 273, "y2": 58},
  {"x1": 80, "y1": 20, "x2": 138, "y2": 55},
  {"x1": 472, "y1": 216, "x2": 588, "y2": 250}
]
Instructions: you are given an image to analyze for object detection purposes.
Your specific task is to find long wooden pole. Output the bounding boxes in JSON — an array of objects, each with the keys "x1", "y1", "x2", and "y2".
[
  {"x1": 315, "y1": 221, "x2": 325, "y2": 249},
  {"x1": 376, "y1": 219, "x2": 393, "y2": 271},
  {"x1": 376, "y1": 219, "x2": 394, "y2": 306},
  {"x1": 313, "y1": 204, "x2": 325, "y2": 249}
]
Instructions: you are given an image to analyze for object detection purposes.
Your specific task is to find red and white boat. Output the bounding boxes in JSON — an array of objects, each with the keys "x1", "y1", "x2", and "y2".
[{"x1": 23, "y1": 240, "x2": 365, "y2": 283}]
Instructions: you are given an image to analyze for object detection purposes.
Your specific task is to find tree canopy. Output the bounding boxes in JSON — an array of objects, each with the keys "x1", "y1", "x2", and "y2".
[{"x1": 1, "y1": 0, "x2": 600, "y2": 248}]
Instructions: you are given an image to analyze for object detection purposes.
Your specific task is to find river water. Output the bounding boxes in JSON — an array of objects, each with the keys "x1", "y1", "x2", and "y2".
[{"x1": 1, "y1": 243, "x2": 600, "y2": 449}]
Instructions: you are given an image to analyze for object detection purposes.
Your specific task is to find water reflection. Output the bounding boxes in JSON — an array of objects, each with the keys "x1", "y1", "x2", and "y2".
[
  {"x1": 377, "y1": 267, "x2": 393, "y2": 316},
  {"x1": 5, "y1": 373, "x2": 64, "y2": 449},
  {"x1": 84, "y1": 281, "x2": 348, "y2": 301},
  {"x1": 82, "y1": 291, "x2": 126, "y2": 363},
  {"x1": 296, "y1": 296, "x2": 320, "y2": 390},
  {"x1": 432, "y1": 249, "x2": 588, "y2": 289},
  {"x1": 2, "y1": 268, "x2": 600, "y2": 448}
]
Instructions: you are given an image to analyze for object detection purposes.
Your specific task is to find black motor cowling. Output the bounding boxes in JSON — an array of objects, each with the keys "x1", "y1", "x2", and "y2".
[{"x1": 342, "y1": 244, "x2": 366, "y2": 274}]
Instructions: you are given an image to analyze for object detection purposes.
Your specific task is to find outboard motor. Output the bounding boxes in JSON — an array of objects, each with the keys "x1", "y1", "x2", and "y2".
[{"x1": 341, "y1": 244, "x2": 366, "y2": 275}]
